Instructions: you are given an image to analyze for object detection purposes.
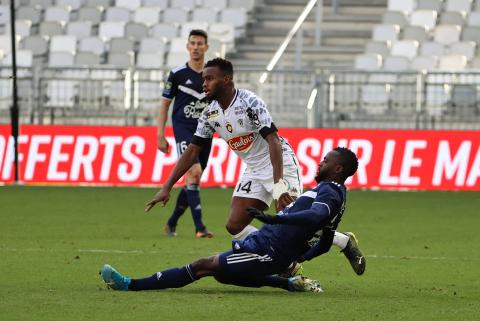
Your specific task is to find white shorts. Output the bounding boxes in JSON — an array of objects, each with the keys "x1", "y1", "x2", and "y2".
[{"x1": 232, "y1": 153, "x2": 303, "y2": 207}]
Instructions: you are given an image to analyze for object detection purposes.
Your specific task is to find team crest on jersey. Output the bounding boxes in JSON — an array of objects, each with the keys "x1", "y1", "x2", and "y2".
[
  {"x1": 226, "y1": 122, "x2": 233, "y2": 133},
  {"x1": 227, "y1": 133, "x2": 255, "y2": 152},
  {"x1": 206, "y1": 110, "x2": 219, "y2": 119}
]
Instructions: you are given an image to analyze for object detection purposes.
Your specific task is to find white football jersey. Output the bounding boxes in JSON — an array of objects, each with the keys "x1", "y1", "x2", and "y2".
[{"x1": 195, "y1": 89, "x2": 295, "y2": 169}]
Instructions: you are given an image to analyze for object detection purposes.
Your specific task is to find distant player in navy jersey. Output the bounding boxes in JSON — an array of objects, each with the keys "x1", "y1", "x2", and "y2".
[
  {"x1": 146, "y1": 58, "x2": 365, "y2": 276},
  {"x1": 156, "y1": 29, "x2": 213, "y2": 238},
  {"x1": 101, "y1": 147, "x2": 360, "y2": 293}
]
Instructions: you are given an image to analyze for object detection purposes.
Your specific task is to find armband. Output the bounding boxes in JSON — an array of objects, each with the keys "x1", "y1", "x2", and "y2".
[{"x1": 272, "y1": 178, "x2": 288, "y2": 200}]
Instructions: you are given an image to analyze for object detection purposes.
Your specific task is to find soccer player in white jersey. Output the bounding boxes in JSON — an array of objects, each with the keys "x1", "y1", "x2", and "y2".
[{"x1": 146, "y1": 58, "x2": 365, "y2": 275}]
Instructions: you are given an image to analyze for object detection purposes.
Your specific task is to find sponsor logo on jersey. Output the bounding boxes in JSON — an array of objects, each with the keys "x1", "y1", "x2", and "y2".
[
  {"x1": 214, "y1": 121, "x2": 221, "y2": 128},
  {"x1": 237, "y1": 119, "x2": 243, "y2": 127},
  {"x1": 227, "y1": 133, "x2": 255, "y2": 152},
  {"x1": 206, "y1": 110, "x2": 219, "y2": 119},
  {"x1": 226, "y1": 122, "x2": 233, "y2": 133}
]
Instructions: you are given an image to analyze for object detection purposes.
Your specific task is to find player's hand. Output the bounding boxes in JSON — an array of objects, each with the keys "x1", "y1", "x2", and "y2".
[
  {"x1": 275, "y1": 193, "x2": 295, "y2": 211},
  {"x1": 157, "y1": 135, "x2": 169, "y2": 153},
  {"x1": 246, "y1": 207, "x2": 279, "y2": 224},
  {"x1": 145, "y1": 189, "x2": 170, "y2": 212}
]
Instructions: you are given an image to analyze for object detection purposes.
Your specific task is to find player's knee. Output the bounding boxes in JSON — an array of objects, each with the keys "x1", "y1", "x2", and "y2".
[
  {"x1": 225, "y1": 222, "x2": 243, "y2": 235},
  {"x1": 191, "y1": 255, "x2": 218, "y2": 277}
]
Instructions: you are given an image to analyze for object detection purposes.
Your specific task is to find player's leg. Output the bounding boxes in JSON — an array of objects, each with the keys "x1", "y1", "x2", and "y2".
[
  {"x1": 184, "y1": 163, "x2": 212, "y2": 238},
  {"x1": 186, "y1": 139, "x2": 213, "y2": 238},
  {"x1": 336, "y1": 231, "x2": 366, "y2": 275},
  {"x1": 227, "y1": 196, "x2": 267, "y2": 240},
  {"x1": 100, "y1": 254, "x2": 221, "y2": 291},
  {"x1": 228, "y1": 170, "x2": 270, "y2": 240},
  {"x1": 163, "y1": 134, "x2": 191, "y2": 235},
  {"x1": 215, "y1": 250, "x2": 321, "y2": 292}
]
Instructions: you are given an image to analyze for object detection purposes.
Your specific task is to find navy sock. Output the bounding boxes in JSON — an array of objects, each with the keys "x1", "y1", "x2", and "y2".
[
  {"x1": 185, "y1": 184, "x2": 205, "y2": 231},
  {"x1": 167, "y1": 187, "x2": 189, "y2": 227},
  {"x1": 129, "y1": 265, "x2": 197, "y2": 291}
]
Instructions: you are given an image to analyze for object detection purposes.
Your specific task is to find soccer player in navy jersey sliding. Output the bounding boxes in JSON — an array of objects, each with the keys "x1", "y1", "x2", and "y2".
[
  {"x1": 156, "y1": 29, "x2": 213, "y2": 238},
  {"x1": 147, "y1": 58, "x2": 365, "y2": 276},
  {"x1": 101, "y1": 147, "x2": 360, "y2": 293}
]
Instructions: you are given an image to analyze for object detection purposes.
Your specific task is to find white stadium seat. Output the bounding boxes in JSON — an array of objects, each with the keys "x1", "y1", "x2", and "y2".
[
  {"x1": 372, "y1": 24, "x2": 400, "y2": 42},
  {"x1": 390, "y1": 40, "x2": 419, "y2": 59},
  {"x1": 354, "y1": 53, "x2": 382, "y2": 70},
  {"x1": 434, "y1": 25, "x2": 462, "y2": 45}
]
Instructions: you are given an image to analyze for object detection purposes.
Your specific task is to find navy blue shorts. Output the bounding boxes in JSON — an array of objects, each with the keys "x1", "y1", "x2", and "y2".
[
  {"x1": 173, "y1": 123, "x2": 212, "y2": 170},
  {"x1": 218, "y1": 237, "x2": 291, "y2": 278}
]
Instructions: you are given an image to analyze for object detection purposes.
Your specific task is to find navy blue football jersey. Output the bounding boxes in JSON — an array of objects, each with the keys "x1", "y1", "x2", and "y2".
[
  {"x1": 257, "y1": 181, "x2": 347, "y2": 262},
  {"x1": 162, "y1": 63, "x2": 209, "y2": 126}
]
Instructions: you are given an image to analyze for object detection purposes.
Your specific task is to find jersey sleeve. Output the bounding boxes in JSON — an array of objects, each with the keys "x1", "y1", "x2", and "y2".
[
  {"x1": 275, "y1": 185, "x2": 342, "y2": 227},
  {"x1": 162, "y1": 70, "x2": 177, "y2": 100},
  {"x1": 193, "y1": 107, "x2": 215, "y2": 140}
]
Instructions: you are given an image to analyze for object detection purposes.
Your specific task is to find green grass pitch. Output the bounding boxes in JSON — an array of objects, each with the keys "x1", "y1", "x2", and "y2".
[{"x1": 0, "y1": 186, "x2": 479, "y2": 321}]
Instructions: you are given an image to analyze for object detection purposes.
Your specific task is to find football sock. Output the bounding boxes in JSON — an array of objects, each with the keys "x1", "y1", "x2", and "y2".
[
  {"x1": 185, "y1": 184, "x2": 205, "y2": 231},
  {"x1": 233, "y1": 225, "x2": 258, "y2": 240},
  {"x1": 333, "y1": 231, "x2": 349, "y2": 250},
  {"x1": 167, "y1": 187, "x2": 189, "y2": 227},
  {"x1": 129, "y1": 265, "x2": 197, "y2": 291}
]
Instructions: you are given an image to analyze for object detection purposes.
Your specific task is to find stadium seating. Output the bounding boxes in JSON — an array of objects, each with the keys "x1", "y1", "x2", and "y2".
[
  {"x1": 357, "y1": 0, "x2": 480, "y2": 71},
  {"x1": 0, "y1": 0, "x2": 252, "y2": 72}
]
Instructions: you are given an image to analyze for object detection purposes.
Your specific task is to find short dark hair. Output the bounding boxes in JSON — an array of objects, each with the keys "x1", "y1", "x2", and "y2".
[
  {"x1": 204, "y1": 58, "x2": 234, "y2": 76},
  {"x1": 188, "y1": 29, "x2": 208, "y2": 44},
  {"x1": 334, "y1": 147, "x2": 358, "y2": 178}
]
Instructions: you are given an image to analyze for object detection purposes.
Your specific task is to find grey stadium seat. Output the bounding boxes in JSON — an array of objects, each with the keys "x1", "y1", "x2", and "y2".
[
  {"x1": 420, "y1": 41, "x2": 445, "y2": 56},
  {"x1": 66, "y1": 21, "x2": 93, "y2": 39},
  {"x1": 109, "y1": 37, "x2": 135, "y2": 53},
  {"x1": 402, "y1": 26, "x2": 428, "y2": 42},
  {"x1": 417, "y1": 0, "x2": 443, "y2": 11},
  {"x1": 434, "y1": 25, "x2": 462, "y2": 45},
  {"x1": 75, "y1": 51, "x2": 101, "y2": 66},
  {"x1": 105, "y1": 7, "x2": 131, "y2": 22},
  {"x1": 410, "y1": 55, "x2": 438, "y2": 70},
  {"x1": 383, "y1": 55, "x2": 410, "y2": 71},
  {"x1": 382, "y1": 11, "x2": 409, "y2": 28},
  {"x1": 462, "y1": 26, "x2": 480, "y2": 43},
  {"x1": 410, "y1": 10, "x2": 437, "y2": 31},
  {"x1": 354, "y1": 53, "x2": 382, "y2": 70},
  {"x1": 17, "y1": 6, "x2": 42, "y2": 25},
  {"x1": 440, "y1": 12, "x2": 466, "y2": 26},
  {"x1": 390, "y1": 40, "x2": 419, "y2": 60},
  {"x1": 125, "y1": 22, "x2": 149, "y2": 40},
  {"x1": 78, "y1": 6, "x2": 104, "y2": 25},
  {"x1": 107, "y1": 51, "x2": 134, "y2": 67},
  {"x1": 151, "y1": 23, "x2": 178, "y2": 40},
  {"x1": 133, "y1": 7, "x2": 162, "y2": 27},
  {"x1": 79, "y1": 36, "x2": 105, "y2": 55},
  {"x1": 372, "y1": 24, "x2": 400, "y2": 42},
  {"x1": 21, "y1": 35, "x2": 49, "y2": 56},
  {"x1": 163, "y1": 8, "x2": 189, "y2": 24},
  {"x1": 365, "y1": 41, "x2": 390, "y2": 57},
  {"x1": 39, "y1": 21, "x2": 64, "y2": 37}
]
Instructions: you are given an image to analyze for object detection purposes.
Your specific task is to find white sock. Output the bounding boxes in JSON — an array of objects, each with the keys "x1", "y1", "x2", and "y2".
[
  {"x1": 233, "y1": 225, "x2": 258, "y2": 240},
  {"x1": 332, "y1": 231, "x2": 349, "y2": 250}
]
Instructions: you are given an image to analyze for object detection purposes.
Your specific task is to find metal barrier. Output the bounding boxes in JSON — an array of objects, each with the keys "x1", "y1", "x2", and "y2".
[{"x1": 0, "y1": 66, "x2": 479, "y2": 129}]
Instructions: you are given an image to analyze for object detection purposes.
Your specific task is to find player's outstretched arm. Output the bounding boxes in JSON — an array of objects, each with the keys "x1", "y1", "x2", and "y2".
[{"x1": 145, "y1": 143, "x2": 203, "y2": 212}]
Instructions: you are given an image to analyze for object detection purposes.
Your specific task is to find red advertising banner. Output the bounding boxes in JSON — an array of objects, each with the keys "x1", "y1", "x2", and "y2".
[{"x1": 0, "y1": 125, "x2": 479, "y2": 190}]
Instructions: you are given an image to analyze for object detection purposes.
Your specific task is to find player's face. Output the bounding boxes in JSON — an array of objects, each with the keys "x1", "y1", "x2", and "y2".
[
  {"x1": 202, "y1": 66, "x2": 227, "y2": 99},
  {"x1": 187, "y1": 35, "x2": 208, "y2": 61},
  {"x1": 315, "y1": 151, "x2": 342, "y2": 182}
]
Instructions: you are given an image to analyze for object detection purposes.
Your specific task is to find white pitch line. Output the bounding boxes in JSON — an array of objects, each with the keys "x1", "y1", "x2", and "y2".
[{"x1": 2, "y1": 247, "x2": 478, "y2": 261}]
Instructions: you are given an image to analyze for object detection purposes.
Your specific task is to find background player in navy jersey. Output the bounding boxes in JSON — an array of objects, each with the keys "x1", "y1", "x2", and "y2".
[
  {"x1": 156, "y1": 29, "x2": 213, "y2": 238},
  {"x1": 101, "y1": 147, "x2": 359, "y2": 293},
  {"x1": 147, "y1": 58, "x2": 365, "y2": 276}
]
